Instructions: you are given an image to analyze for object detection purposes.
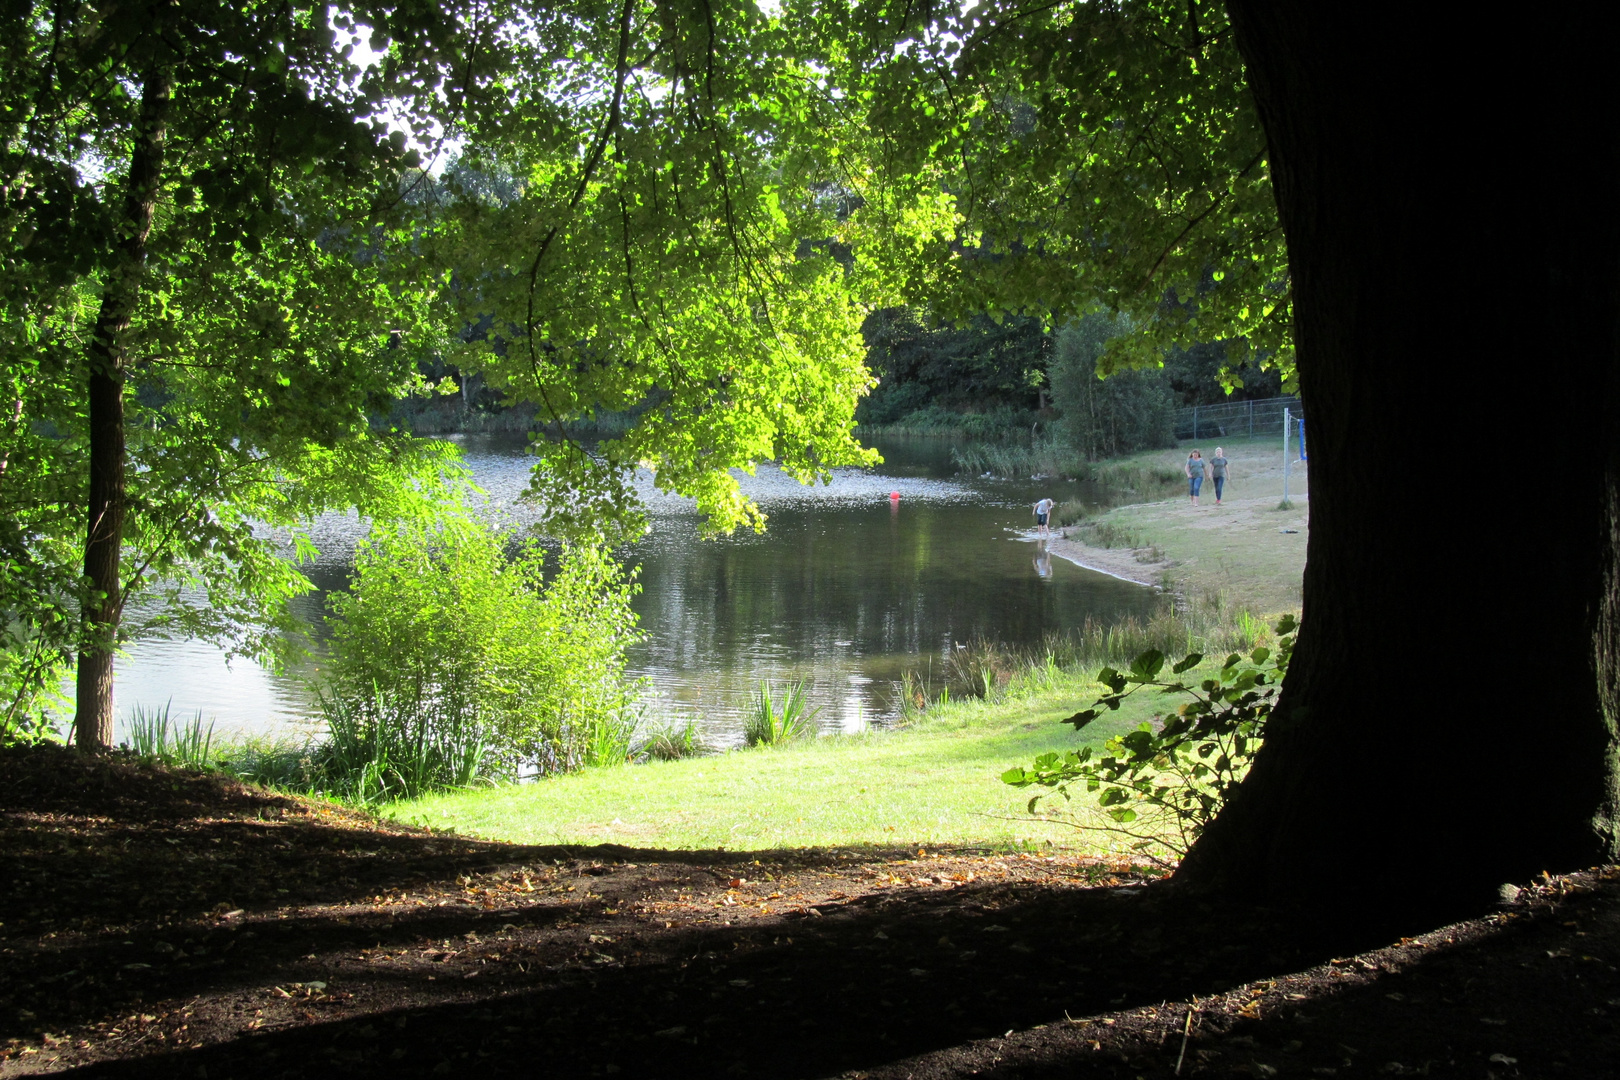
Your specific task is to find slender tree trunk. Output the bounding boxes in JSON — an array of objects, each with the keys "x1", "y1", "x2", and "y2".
[
  {"x1": 1176, "y1": 3, "x2": 1620, "y2": 927},
  {"x1": 73, "y1": 66, "x2": 171, "y2": 751}
]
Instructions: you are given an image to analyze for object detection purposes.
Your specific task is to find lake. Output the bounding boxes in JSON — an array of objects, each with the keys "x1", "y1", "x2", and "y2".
[{"x1": 109, "y1": 435, "x2": 1162, "y2": 745}]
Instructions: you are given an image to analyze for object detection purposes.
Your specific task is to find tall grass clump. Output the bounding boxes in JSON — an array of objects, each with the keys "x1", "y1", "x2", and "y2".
[
  {"x1": 952, "y1": 439, "x2": 1088, "y2": 480},
  {"x1": 1052, "y1": 501, "x2": 1089, "y2": 528},
  {"x1": 123, "y1": 702, "x2": 216, "y2": 768},
  {"x1": 213, "y1": 735, "x2": 322, "y2": 790},
  {"x1": 898, "y1": 593, "x2": 1277, "y2": 720},
  {"x1": 1085, "y1": 460, "x2": 1186, "y2": 499},
  {"x1": 1070, "y1": 520, "x2": 1151, "y2": 550},
  {"x1": 743, "y1": 680, "x2": 821, "y2": 747},
  {"x1": 317, "y1": 509, "x2": 643, "y2": 798},
  {"x1": 634, "y1": 716, "x2": 709, "y2": 761},
  {"x1": 581, "y1": 703, "x2": 642, "y2": 768},
  {"x1": 316, "y1": 687, "x2": 487, "y2": 804}
]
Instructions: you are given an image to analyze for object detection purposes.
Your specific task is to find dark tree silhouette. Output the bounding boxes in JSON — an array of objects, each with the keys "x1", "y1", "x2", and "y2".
[{"x1": 1177, "y1": 2, "x2": 1620, "y2": 925}]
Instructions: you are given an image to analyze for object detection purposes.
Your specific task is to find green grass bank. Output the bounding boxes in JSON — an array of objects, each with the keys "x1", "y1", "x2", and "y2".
[{"x1": 391, "y1": 675, "x2": 1165, "y2": 854}]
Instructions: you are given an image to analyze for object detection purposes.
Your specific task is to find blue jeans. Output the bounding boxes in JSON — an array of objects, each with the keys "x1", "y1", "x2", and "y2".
[
  {"x1": 1189, "y1": 475, "x2": 1203, "y2": 497},
  {"x1": 1213, "y1": 476, "x2": 1225, "y2": 500}
]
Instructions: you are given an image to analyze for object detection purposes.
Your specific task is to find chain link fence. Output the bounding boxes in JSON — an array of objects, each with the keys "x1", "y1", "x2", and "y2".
[{"x1": 1174, "y1": 395, "x2": 1303, "y2": 441}]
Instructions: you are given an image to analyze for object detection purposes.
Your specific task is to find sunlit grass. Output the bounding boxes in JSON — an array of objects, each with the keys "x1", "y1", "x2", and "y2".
[{"x1": 389, "y1": 676, "x2": 1164, "y2": 854}]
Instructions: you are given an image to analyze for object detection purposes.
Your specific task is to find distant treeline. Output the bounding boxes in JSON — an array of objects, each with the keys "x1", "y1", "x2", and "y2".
[
  {"x1": 856, "y1": 308, "x2": 1284, "y2": 456},
  {"x1": 394, "y1": 307, "x2": 1282, "y2": 453}
]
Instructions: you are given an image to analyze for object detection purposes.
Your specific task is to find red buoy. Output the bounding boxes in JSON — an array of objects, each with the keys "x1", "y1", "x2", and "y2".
[{"x1": 890, "y1": 491, "x2": 900, "y2": 501}]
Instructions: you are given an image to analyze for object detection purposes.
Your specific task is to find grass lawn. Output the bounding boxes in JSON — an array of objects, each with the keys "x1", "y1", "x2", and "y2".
[{"x1": 391, "y1": 678, "x2": 1163, "y2": 855}]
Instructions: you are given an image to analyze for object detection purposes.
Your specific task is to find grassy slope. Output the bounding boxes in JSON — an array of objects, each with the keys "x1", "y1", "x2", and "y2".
[
  {"x1": 1072, "y1": 435, "x2": 1310, "y2": 614},
  {"x1": 393, "y1": 680, "x2": 1160, "y2": 854}
]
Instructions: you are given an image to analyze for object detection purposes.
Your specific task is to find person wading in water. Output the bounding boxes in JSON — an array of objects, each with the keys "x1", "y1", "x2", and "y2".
[{"x1": 1033, "y1": 495, "x2": 1055, "y2": 537}]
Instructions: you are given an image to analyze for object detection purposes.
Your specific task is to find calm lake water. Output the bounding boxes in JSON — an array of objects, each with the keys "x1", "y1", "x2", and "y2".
[{"x1": 110, "y1": 435, "x2": 1162, "y2": 745}]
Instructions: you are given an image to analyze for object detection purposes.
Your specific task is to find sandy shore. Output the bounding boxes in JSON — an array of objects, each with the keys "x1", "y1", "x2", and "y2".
[{"x1": 1041, "y1": 531, "x2": 1172, "y2": 589}]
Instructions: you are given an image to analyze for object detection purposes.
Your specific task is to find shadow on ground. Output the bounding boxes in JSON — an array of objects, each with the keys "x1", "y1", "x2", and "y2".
[{"x1": 3, "y1": 745, "x2": 1618, "y2": 1078}]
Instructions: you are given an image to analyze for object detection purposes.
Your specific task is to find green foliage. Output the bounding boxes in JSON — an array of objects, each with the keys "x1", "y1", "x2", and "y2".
[
  {"x1": 1048, "y1": 315, "x2": 1177, "y2": 459},
  {"x1": 122, "y1": 702, "x2": 216, "y2": 769},
  {"x1": 1, "y1": 0, "x2": 496, "y2": 731},
  {"x1": 581, "y1": 704, "x2": 641, "y2": 769},
  {"x1": 950, "y1": 439, "x2": 1085, "y2": 479},
  {"x1": 838, "y1": 0, "x2": 1290, "y2": 380},
  {"x1": 743, "y1": 680, "x2": 821, "y2": 747},
  {"x1": 1002, "y1": 616, "x2": 1298, "y2": 858},
  {"x1": 322, "y1": 509, "x2": 643, "y2": 788},
  {"x1": 424, "y1": 0, "x2": 915, "y2": 541},
  {"x1": 857, "y1": 308, "x2": 1048, "y2": 428},
  {"x1": 1052, "y1": 502, "x2": 1089, "y2": 528},
  {"x1": 8, "y1": 0, "x2": 926, "y2": 732}
]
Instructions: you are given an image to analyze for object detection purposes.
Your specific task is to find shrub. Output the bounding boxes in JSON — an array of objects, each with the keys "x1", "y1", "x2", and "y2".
[
  {"x1": 320, "y1": 512, "x2": 642, "y2": 792},
  {"x1": 743, "y1": 680, "x2": 820, "y2": 746},
  {"x1": 1003, "y1": 616, "x2": 1297, "y2": 860}
]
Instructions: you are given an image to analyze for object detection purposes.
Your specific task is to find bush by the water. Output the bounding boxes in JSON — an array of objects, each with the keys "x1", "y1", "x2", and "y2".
[{"x1": 319, "y1": 514, "x2": 643, "y2": 798}]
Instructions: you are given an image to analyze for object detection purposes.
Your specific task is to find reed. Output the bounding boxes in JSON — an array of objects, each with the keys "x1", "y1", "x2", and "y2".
[
  {"x1": 213, "y1": 735, "x2": 322, "y2": 790},
  {"x1": 743, "y1": 680, "x2": 821, "y2": 747},
  {"x1": 898, "y1": 592, "x2": 1274, "y2": 719},
  {"x1": 124, "y1": 702, "x2": 216, "y2": 768},
  {"x1": 579, "y1": 704, "x2": 640, "y2": 768}
]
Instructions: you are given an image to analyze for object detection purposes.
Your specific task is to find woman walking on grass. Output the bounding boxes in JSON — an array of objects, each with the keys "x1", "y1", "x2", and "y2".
[
  {"x1": 1210, "y1": 447, "x2": 1231, "y2": 506},
  {"x1": 1185, "y1": 449, "x2": 1207, "y2": 506}
]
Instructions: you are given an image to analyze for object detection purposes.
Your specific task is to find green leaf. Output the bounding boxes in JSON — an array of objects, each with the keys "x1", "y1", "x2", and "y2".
[
  {"x1": 1171, "y1": 652, "x2": 1203, "y2": 674},
  {"x1": 1129, "y1": 649, "x2": 1165, "y2": 680},
  {"x1": 1063, "y1": 708, "x2": 1101, "y2": 729}
]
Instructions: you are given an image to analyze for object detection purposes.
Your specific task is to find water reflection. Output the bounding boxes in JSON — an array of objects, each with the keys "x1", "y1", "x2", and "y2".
[{"x1": 109, "y1": 435, "x2": 1161, "y2": 744}]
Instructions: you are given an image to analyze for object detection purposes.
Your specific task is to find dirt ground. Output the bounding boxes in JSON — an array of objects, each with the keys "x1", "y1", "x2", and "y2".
[{"x1": 4, "y1": 745, "x2": 1618, "y2": 1078}]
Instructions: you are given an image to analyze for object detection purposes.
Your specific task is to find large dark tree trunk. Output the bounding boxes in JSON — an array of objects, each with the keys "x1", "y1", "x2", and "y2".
[
  {"x1": 73, "y1": 66, "x2": 171, "y2": 751},
  {"x1": 1176, "y1": 3, "x2": 1620, "y2": 927}
]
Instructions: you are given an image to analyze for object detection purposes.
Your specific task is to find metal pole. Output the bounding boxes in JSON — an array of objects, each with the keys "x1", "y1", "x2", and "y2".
[
  {"x1": 1282, "y1": 407, "x2": 1291, "y2": 504},
  {"x1": 1193, "y1": 406, "x2": 1199, "y2": 439}
]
